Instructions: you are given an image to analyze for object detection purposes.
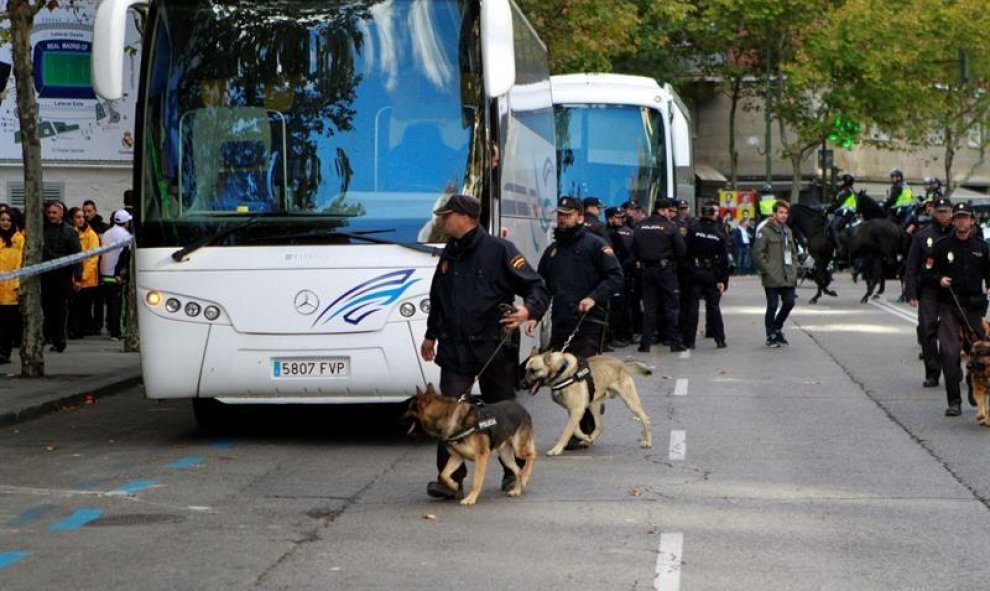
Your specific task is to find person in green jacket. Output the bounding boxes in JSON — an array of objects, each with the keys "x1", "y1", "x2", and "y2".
[{"x1": 753, "y1": 200, "x2": 799, "y2": 348}]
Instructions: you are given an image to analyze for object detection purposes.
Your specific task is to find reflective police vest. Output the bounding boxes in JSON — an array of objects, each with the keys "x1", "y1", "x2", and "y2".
[
  {"x1": 892, "y1": 185, "x2": 914, "y2": 210},
  {"x1": 759, "y1": 195, "x2": 775, "y2": 216},
  {"x1": 839, "y1": 190, "x2": 857, "y2": 212}
]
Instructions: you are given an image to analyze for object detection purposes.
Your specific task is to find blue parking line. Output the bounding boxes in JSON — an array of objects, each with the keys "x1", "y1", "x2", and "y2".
[
  {"x1": 48, "y1": 508, "x2": 103, "y2": 532},
  {"x1": 111, "y1": 480, "x2": 158, "y2": 495},
  {"x1": 0, "y1": 551, "x2": 30, "y2": 571},
  {"x1": 166, "y1": 455, "x2": 203, "y2": 469},
  {"x1": 8, "y1": 504, "x2": 57, "y2": 528}
]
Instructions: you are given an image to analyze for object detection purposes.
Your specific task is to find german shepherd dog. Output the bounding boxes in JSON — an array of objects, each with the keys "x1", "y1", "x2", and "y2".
[
  {"x1": 962, "y1": 319, "x2": 990, "y2": 427},
  {"x1": 408, "y1": 384, "x2": 537, "y2": 505},
  {"x1": 521, "y1": 350, "x2": 653, "y2": 456}
]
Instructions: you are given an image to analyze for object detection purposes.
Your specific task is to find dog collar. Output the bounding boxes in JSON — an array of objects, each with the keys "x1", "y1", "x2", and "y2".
[{"x1": 550, "y1": 358, "x2": 593, "y2": 394}]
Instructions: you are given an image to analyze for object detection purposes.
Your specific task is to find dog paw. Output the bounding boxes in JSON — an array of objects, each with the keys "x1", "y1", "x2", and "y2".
[
  {"x1": 640, "y1": 441, "x2": 652, "y2": 449},
  {"x1": 506, "y1": 486, "x2": 523, "y2": 497},
  {"x1": 459, "y1": 495, "x2": 479, "y2": 506},
  {"x1": 545, "y1": 447, "x2": 563, "y2": 457}
]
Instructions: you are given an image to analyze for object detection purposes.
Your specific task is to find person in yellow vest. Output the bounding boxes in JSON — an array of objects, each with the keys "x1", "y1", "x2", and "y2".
[
  {"x1": 0, "y1": 207, "x2": 24, "y2": 364},
  {"x1": 757, "y1": 184, "x2": 776, "y2": 222},
  {"x1": 67, "y1": 206, "x2": 101, "y2": 340},
  {"x1": 883, "y1": 168, "x2": 914, "y2": 227},
  {"x1": 827, "y1": 174, "x2": 858, "y2": 250}
]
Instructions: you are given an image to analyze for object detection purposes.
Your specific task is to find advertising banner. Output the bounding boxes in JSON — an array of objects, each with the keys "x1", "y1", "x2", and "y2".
[
  {"x1": 0, "y1": 0, "x2": 141, "y2": 162},
  {"x1": 718, "y1": 189, "x2": 757, "y2": 221}
]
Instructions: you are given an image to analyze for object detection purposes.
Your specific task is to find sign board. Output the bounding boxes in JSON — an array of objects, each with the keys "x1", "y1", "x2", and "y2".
[
  {"x1": 0, "y1": 0, "x2": 141, "y2": 162},
  {"x1": 718, "y1": 189, "x2": 756, "y2": 221}
]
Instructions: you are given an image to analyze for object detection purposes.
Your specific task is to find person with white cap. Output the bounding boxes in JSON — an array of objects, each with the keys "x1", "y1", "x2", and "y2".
[{"x1": 100, "y1": 209, "x2": 133, "y2": 340}]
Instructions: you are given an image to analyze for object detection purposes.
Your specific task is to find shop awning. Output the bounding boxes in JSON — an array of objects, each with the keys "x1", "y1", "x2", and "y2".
[{"x1": 695, "y1": 163, "x2": 728, "y2": 183}]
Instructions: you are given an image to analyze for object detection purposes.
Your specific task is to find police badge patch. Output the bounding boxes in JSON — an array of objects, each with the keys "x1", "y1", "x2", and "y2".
[{"x1": 510, "y1": 254, "x2": 527, "y2": 269}]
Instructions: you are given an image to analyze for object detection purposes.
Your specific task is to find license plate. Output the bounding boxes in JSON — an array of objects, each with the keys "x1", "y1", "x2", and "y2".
[{"x1": 272, "y1": 357, "x2": 349, "y2": 378}]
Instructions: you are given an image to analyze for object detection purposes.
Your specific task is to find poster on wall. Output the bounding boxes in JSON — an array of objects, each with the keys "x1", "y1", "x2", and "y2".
[
  {"x1": 0, "y1": 0, "x2": 141, "y2": 162},
  {"x1": 718, "y1": 189, "x2": 757, "y2": 221}
]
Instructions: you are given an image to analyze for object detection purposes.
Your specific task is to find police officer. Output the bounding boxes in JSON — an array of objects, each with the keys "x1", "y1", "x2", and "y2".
[
  {"x1": 884, "y1": 168, "x2": 915, "y2": 227},
  {"x1": 923, "y1": 177, "x2": 944, "y2": 201},
  {"x1": 828, "y1": 174, "x2": 857, "y2": 250},
  {"x1": 682, "y1": 203, "x2": 730, "y2": 349},
  {"x1": 421, "y1": 194, "x2": 549, "y2": 499},
  {"x1": 673, "y1": 199, "x2": 695, "y2": 342},
  {"x1": 675, "y1": 199, "x2": 696, "y2": 229},
  {"x1": 535, "y1": 196, "x2": 623, "y2": 357},
  {"x1": 605, "y1": 206, "x2": 635, "y2": 347},
  {"x1": 906, "y1": 197, "x2": 953, "y2": 388},
  {"x1": 757, "y1": 184, "x2": 776, "y2": 222},
  {"x1": 633, "y1": 198, "x2": 687, "y2": 353},
  {"x1": 933, "y1": 202, "x2": 990, "y2": 417},
  {"x1": 621, "y1": 200, "x2": 647, "y2": 337},
  {"x1": 622, "y1": 199, "x2": 647, "y2": 230},
  {"x1": 582, "y1": 196, "x2": 611, "y2": 244}
]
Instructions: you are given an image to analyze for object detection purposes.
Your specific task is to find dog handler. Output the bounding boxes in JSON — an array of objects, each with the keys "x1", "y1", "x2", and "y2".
[
  {"x1": 933, "y1": 202, "x2": 990, "y2": 417},
  {"x1": 420, "y1": 194, "x2": 549, "y2": 499}
]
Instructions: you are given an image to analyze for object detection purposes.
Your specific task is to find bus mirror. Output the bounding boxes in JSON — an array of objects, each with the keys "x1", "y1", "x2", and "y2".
[
  {"x1": 671, "y1": 106, "x2": 692, "y2": 168},
  {"x1": 92, "y1": 0, "x2": 148, "y2": 101},
  {"x1": 481, "y1": 0, "x2": 515, "y2": 97}
]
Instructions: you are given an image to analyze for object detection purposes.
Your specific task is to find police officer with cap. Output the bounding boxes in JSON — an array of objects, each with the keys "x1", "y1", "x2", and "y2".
[
  {"x1": 683, "y1": 203, "x2": 730, "y2": 348},
  {"x1": 622, "y1": 199, "x2": 647, "y2": 230},
  {"x1": 906, "y1": 197, "x2": 953, "y2": 388},
  {"x1": 633, "y1": 198, "x2": 687, "y2": 353},
  {"x1": 582, "y1": 196, "x2": 611, "y2": 244},
  {"x1": 933, "y1": 201, "x2": 990, "y2": 417},
  {"x1": 421, "y1": 193, "x2": 549, "y2": 499},
  {"x1": 605, "y1": 206, "x2": 635, "y2": 347}
]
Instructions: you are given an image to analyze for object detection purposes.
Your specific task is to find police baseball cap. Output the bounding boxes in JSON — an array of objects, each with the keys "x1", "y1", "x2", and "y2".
[
  {"x1": 933, "y1": 197, "x2": 952, "y2": 210},
  {"x1": 677, "y1": 199, "x2": 690, "y2": 209},
  {"x1": 433, "y1": 194, "x2": 481, "y2": 218},
  {"x1": 582, "y1": 196, "x2": 603, "y2": 208},
  {"x1": 555, "y1": 195, "x2": 584, "y2": 214},
  {"x1": 622, "y1": 199, "x2": 643, "y2": 210},
  {"x1": 953, "y1": 202, "x2": 975, "y2": 217}
]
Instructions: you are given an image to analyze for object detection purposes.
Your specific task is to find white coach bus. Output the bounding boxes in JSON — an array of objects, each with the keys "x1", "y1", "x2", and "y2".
[
  {"x1": 551, "y1": 73, "x2": 693, "y2": 212},
  {"x1": 92, "y1": 0, "x2": 555, "y2": 427}
]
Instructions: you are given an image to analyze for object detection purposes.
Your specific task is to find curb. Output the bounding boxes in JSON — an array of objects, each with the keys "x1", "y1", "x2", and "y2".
[{"x1": 0, "y1": 374, "x2": 143, "y2": 429}]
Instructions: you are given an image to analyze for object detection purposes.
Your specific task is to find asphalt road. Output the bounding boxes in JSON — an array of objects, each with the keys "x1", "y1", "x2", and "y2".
[{"x1": 1, "y1": 273, "x2": 988, "y2": 590}]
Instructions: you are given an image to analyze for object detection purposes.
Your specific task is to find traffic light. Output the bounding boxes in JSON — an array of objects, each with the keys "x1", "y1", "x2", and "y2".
[{"x1": 827, "y1": 116, "x2": 861, "y2": 149}]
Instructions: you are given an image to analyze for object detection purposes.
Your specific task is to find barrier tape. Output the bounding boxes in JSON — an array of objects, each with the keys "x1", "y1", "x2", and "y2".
[{"x1": 0, "y1": 237, "x2": 134, "y2": 282}]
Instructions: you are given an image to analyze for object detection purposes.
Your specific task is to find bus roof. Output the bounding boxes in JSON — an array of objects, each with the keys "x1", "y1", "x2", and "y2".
[{"x1": 551, "y1": 73, "x2": 673, "y2": 111}]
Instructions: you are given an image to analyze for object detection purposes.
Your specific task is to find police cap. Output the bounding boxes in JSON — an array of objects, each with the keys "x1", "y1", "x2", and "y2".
[
  {"x1": 677, "y1": 199, "x2": 690, "y2": 209},
  {"x1": 701, "y1": 204, "x2": 718, "y2": 216},
  {"x1": 952, "y1": 202, "x2": 974, "y2": 217},
  {"x1": 582, "y1": 196, "x2": 603, "y2": 208},
  {"x1": 932, "y1": 197, "x2": 952, "y2": 210},
  {"x1": 433, "y1": 193, "x2": 481, "y2": 218},
  {"x1": 622, "y1": 199, "x2": 643, "y2": 211},
  {"x1": 556, "y1": 195, "x2": 584, "y2": 214},
  {"x1": 604, "y1": 206, "x2": 623, "y2": 219}
]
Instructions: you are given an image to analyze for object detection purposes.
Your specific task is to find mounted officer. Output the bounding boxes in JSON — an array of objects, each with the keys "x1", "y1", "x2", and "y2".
[
  {"x1": 757, "y1": 184, "x2": 776, "y2": 223},
  {"x1": 827, "y1": 174, "x2": 858, "y2": 252},
  {"x1": 884, "y1": 168, "x2": 915, "y2": 228}
]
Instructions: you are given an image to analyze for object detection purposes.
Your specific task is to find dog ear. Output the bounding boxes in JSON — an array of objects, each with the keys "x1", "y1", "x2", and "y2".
[
  {"x1": 528, "y1": 346, "x2": 539, "y2": 357},
  {"x1": 425, "y1": 383, "x2": 438, "y2": 397}
]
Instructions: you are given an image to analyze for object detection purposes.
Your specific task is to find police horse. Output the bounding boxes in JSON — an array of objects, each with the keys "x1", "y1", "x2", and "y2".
[
  {"x1": 846, "y1": 194, "x2": 909, "y2": 303},
  {"x1": 787, "y1": 203, "x2": 837, "y2": 304}
]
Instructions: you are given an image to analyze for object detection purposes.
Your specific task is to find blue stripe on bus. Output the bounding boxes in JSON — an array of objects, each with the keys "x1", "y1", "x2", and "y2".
[
  {"x1": 166, "y1": 455, "x2": 203, "y2": 469},
  {"x1": 48, "y1": 508, "x2": 103, "y2": 532},
  {"x1": 0, "y1": 551, "x2": 30, "y2": 570},
  {"x1": 111, "y1": 480, "x2": 158, "y2": 495},
  {"x1": 8, "y1": 504, "x2": 57, "y2": 528}
]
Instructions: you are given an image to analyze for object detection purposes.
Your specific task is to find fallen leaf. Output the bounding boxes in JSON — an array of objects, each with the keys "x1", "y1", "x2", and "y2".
[
  {"x1": 628, "y1": 486, "x2": 642, "y2": 497},
  {"x1": 423, "y1": 513, "x2": 437, "y2": 520},
  {"x1": 45, "y1": 445, "x2": 56, "y2": 452}
]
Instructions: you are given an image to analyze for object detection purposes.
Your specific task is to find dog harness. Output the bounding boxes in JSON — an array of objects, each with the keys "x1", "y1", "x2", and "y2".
[
  {"x1": 444, "y1": 402, "x2": 523, "y2": 449},
  {"x1": 549, "y1": 358, "x2": 596, "y2": 403}
]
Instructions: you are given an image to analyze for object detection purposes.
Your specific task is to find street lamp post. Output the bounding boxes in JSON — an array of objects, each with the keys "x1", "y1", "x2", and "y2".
[{"x1": 764, "y1": 36, "x2": 772, "y2": 188}]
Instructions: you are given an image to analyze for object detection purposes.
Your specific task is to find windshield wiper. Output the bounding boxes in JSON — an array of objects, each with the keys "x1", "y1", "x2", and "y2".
[
  {"x1": 171, "y1": 216, "x2": 261, "y2": 262},
  {"x1": 243, "y1": 228, "x2": 441, "y2": 256}
]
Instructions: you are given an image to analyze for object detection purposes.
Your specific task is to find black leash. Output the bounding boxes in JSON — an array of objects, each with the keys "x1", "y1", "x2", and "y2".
[
  {"x1": 947, "y1": 284, "x2": 981, "y2": 342},
  {"x1": 560, "y1": 310, "x2": 590, "y2": 354}
]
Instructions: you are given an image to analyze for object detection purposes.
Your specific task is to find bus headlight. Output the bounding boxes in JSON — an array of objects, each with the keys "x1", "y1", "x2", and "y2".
[
  {"x1": 420, "y1": 298, "x2": 430, "y2": 314},
  {"x1": 165, "y1": 298, "x2": 182, "y2": 313},
  {"x1": 145, "y1": 291, "x2": 163, "y2": 307},
  {"x1": 185, "y1": 302, "x2": 202, "y2": 317},
  {"x1": 399, "y1": 302, "x2": 416, "y2": 317},
  {"x1": 203, "y1": 306, "x2": 221, "y2": 321}
]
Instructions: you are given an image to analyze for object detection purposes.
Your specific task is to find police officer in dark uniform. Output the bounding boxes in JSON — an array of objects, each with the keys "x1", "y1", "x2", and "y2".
[
  {"x1": 421, "y1": 194, "x2": 549, "y2": 499},
  {"x1": 674, "y1": 199, "x2": 695, "y2": 342},
  {"x1": 682, "y1": 203, "x2": 730, "y2": 349},
  {"x1": 621, "y1": 199, "x2": 647, "y2": 337},
  {"x1": 535, "y1": 196, "x2": 623, "y2": 357},
  {"x1": 605, "y1": 206, "x2": 635, "y2": 347},
  {"x1": 906, "y1": 197, "x2": 953, "y2": 388},
  {"x1": 933, "y1": 202, "x2": 990, "y2": 417},
  {"x1": 633, "y1": 198, "x2": 687, "y2": 353},
  {"x1": 582, "y1": 196, "x2": 611, "y2": 245}
]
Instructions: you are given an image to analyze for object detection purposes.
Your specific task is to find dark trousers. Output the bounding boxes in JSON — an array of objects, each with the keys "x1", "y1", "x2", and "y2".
[
  {"x1": 917, "y1": 287, "x2": 941, "y2": 382},
  {"x1": 68, "y1": 287, "x2": 97, "y2": 338},
  {"x1": 608, "y1": 289, "x2": 631, "y2": 342},
  {"x1": 41, "y1": 275, "x2": 70, "y2": 350},
  {"x1": 683, "y1": 273, "x2": 725, "y2": 347},
  {"x1": 104, "y1": 281, "x2": 124, "y2": 338},
  {"x1": 938, "y1": 304, "x2": 986, "y2": 407},
  {"x1": 640, "y1": 266, "x2": 681, "y2": 349},
  {"x1": 763, "y1": 286, "x2": 796, "y2": 338},
  {"x1": 628, "y1": 271, "x2": 643, "y2": 336},
  {"x1": 0, "y1": 305, "x2": 17, "y2": 360},
  {"x1": 435, "y1": 347, "x2": 518, "y2": 485},
  {"x1": 89, "y1": 286, "x2": 105, "y2": 335}
]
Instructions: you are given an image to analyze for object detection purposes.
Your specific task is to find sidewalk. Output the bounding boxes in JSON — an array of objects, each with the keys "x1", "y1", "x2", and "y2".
[{"x1": 0, "y1": 336, "x2": 142, "y2": 427}]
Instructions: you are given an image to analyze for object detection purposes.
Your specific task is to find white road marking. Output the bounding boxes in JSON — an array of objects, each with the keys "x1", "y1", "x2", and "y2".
[
  {"x1": 673, "y1": 378, "x2": 688, "y2": 397},
  {"x1": 654, "y1": 532, "x2": 684, "y2": 590},
  {"x1": 668, "y1": 430, "x2": 686, "y2": 461},
  {"x1": 870, "y1": 299, "x2": 917, "y2": 324},
  {"x1": 678, "y1": 349, "x2": 690, "y2": 359}
]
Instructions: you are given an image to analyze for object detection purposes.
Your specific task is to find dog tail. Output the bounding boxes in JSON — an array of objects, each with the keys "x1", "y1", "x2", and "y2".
[{"x1": 623, "y1": 360, "x2": 653, "y2": 376}]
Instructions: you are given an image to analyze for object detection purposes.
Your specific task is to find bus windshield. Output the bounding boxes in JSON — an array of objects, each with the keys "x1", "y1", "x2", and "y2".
[
  {"x1": 140, "y1": 0, "x2": 483, "y2": 247},
  {"x1": 555, "y1": 103, "x2": 666, "y2": 209}
]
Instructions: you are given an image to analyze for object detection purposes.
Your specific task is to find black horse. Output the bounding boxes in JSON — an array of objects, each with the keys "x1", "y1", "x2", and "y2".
[
  {"x1": 787, "y1": 203, "x2": 837, "y2": 304},
  {"x1": 846, "y1": 218, "x2": 906, "y2": 303}
]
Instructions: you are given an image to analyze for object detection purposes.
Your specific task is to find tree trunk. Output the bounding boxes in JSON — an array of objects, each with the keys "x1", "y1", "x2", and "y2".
[
  {"x1": 728, "y1": 78, "x2": 741, "y2": 188},
  {"x1": 10, "y1": 0, "x2": 45, "y2": 377},
  {"x1": 944, "y1": 127, "x2": 955, "y2": 197},
  {"x1": 790, "y1": 152, "x2": 803, "y2": 203}
]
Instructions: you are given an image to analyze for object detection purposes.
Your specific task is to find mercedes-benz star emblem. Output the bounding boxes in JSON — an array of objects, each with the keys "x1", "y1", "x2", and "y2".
[{"x1": 294, "y1": 290, "x2": 319, "y2": 315}]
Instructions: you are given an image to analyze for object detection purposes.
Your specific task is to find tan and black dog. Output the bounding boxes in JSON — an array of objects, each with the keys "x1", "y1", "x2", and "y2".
[
  {"x1": 408, "y1": 384, "x2": 537, "y2": 506},
  {"x1": 521, "y1": 350, "x2": 653, "y2": 456},
  {"x1": 962, "y1": 319, "x2": 990, "y2": 427}
]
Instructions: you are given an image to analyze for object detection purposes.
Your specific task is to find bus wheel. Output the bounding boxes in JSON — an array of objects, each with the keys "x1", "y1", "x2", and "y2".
[{"x1": 191, "y1": 398, "x2": 228, "y2": 433}]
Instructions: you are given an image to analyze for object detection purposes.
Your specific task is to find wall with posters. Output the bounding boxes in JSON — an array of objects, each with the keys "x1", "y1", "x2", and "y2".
[
  {"x1": 718, "y1": 189, "x2": 756, "y2": 221},
  {"x1": 0, "y1": 0, "x2": 140, "y2": 213}
]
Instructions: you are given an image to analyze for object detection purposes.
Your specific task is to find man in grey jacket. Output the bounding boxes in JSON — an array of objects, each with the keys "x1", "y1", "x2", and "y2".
[{"x1": 753, "y1": 200, "x2": 799, "y2": 348}]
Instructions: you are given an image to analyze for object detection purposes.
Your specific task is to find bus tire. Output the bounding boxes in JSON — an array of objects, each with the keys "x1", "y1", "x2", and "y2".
[{"x1": 191, "y1": 398, "x2": 227, "y2": 433}]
